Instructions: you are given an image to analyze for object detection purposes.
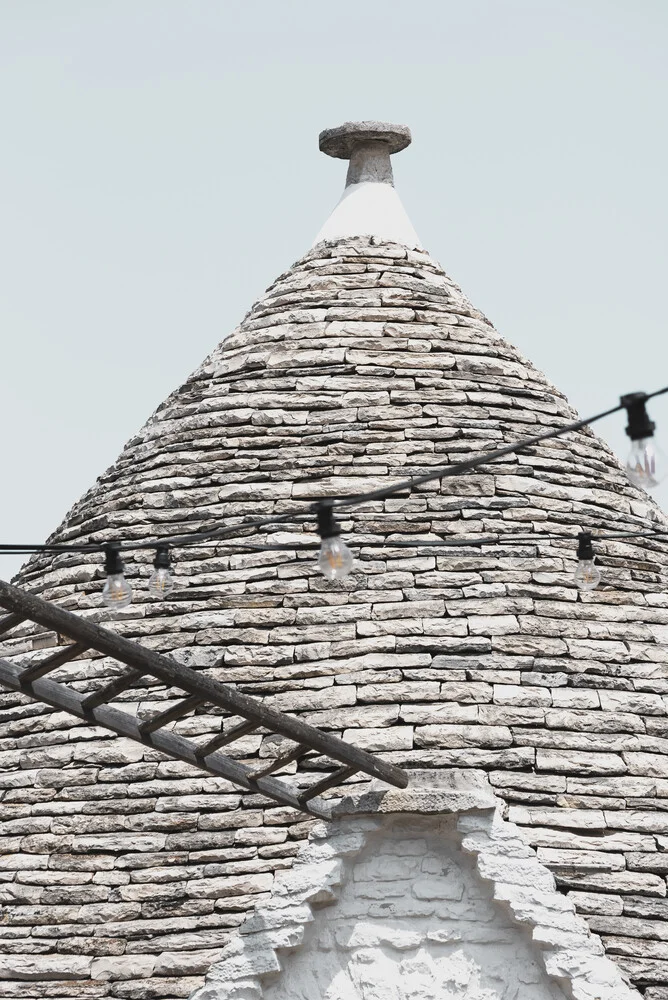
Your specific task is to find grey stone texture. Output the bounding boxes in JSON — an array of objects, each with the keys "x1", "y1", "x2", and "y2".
[
  {"x1": 318, "y1": 121, "x2": 411, "y2": 158},
  {"x1": 318, "y1": 122, "x2": 411, "y2": 189},
  {"x1": 1, "y1": 234, "x2": 668, "y2": 998}
]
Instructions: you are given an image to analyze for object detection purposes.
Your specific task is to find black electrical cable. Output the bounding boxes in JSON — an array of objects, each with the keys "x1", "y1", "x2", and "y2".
[
  {"x1": 3, "y1": 527, "x2": 668, "y2": 559},
  {"x1": 61, "y1": 528, "x2": 667, "y2": 556},
  {"x1": 0, "y1": 383, "x2": 667, "y2": 559}
]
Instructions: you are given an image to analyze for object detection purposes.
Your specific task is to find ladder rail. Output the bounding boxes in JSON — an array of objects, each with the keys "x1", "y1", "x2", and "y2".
[{"x1": 0, "y1": 578, "x2": 407, "y2": 791}]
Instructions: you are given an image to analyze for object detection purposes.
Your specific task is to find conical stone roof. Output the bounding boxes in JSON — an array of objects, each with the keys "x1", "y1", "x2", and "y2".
[{"x1": 3, "y1": 123, "x2": 668, "y2": 999}]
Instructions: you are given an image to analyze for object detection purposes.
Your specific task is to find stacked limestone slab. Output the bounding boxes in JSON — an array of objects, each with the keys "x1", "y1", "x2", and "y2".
[{"x1": 1, "y1": 234, "x2": 668, "y2": 999}]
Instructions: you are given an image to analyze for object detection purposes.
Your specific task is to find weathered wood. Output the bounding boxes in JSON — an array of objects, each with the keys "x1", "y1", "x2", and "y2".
[
  {"x1": 0, "y1": 611, "x2": 25, "y2": 636},
  {"x1": 299, "y1": 766, "x2": 357, "y2": 803},
  {"x1": 248, "y1": 744, "x2": 312, "y2": 781},
  {"x1": 0, "y1": 579, "x2": 408, "y2": 791},
  {"x1": 194, "y1": 720, "x2": 258, "y2": 757},
  {"x1": 20, "y1": 642, "x2": 88, "y2": 683},
  {"x1": 138, "y1": 694, "x2": 204, "y2": 734},
  {"x1": 0, "y1": 655, "x2": 332, "y2": 819},
  {"x1": 80, "y1": 668, "x2": 145, "y2": 712}
]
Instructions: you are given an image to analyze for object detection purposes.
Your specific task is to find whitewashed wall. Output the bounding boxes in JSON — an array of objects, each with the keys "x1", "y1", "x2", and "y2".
[
  {"x1": 264, "y1": 815, "x2": 565, "y2": 1000},
  {"x1": 193, "y1": 774, "x2": 639, "y2": 1000}
]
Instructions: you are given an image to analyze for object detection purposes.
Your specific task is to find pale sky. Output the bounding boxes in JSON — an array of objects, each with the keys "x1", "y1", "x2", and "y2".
[{"x1": 1, "y1": 0, "x2": 667, "y2": 580}]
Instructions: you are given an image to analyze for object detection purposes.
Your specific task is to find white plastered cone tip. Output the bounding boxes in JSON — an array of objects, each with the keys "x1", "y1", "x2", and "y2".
[
  {"x1": 312, "y1": 120, "x2": 422, "y2": 249},
  {"x1": 313, "y1": 182, "x2": 422, "y2": 248}
]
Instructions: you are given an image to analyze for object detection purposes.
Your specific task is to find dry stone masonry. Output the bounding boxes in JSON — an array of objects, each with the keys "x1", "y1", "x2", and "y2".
[{"x1": 1, "y1": 122, "x2": 668, "y2": 999}]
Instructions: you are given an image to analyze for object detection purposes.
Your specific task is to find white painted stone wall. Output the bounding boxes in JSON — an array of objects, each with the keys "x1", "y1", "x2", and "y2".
[
  {"x1": 194, "y1": 775, "x2": 638, "y2": 1000},
  {"x1": 263, "y1": 815, "x2": 565, "y2": 1000}
]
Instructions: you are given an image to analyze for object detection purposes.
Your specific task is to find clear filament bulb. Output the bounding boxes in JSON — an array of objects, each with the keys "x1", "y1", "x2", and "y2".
[
  {"x1": 317, "y1": 537, "x2": 354, "y2": 580},
  {"x1": 149, "y1": 567, "x2": 174, "y2": 598},
  {"x1": 574, "y1": 559, "x2": 601, "y2": 592},
  {"x1": 625, "y1": 437, "x2": 665, "y2": 491},
  {"x1": 102, "y1": 573, "x2": 133, "y2": 608}
]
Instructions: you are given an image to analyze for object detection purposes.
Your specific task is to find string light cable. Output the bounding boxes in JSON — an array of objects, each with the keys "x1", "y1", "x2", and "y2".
[{"x1": 0, "y1": 384, "x2": 667, "y2": 604}]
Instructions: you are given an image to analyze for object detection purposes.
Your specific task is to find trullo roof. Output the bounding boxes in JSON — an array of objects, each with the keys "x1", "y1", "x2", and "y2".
[{"x1": 2, "y1": 121, "x2": 668, "y2": 1000}]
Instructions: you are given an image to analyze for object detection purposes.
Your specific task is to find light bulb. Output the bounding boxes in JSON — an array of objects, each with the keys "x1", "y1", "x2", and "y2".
[
  {"x1": 102, "y1": 573, "x2": 133, "y2": 608},
  {"x1": 574, "y1": 531, "x2": 601, "y2": 591},
  {"x1": 149, "y1": 544, "x2": 174, "y2": 599},
  {"x1": 149, "y1": 566, "x2": 174, "y2": 598},
  {"x1": 621, "y1": 392, "x2": 664, "y2": 491},
  {"x1": 625, "y1": 437, "x2": 665, "y2": 491},
  {"x1": 102, "y1": 543, "x2": 132, "y2": 608},
  {"x1": 317, "y1": 536, "x2": 354, "y2": 580},
  {"x1": 574, "y1": 560, "x2": 601, "y2": 591}
]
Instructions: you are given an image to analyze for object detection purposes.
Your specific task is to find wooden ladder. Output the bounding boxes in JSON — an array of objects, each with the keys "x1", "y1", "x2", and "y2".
[{"x1": 0, "y1": 579, "x2": 408, "y2": 818}]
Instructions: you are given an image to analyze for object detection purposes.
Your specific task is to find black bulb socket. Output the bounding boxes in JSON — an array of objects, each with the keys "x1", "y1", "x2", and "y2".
[
  {"x1": 576, "y1": 532, "x2": 595, "y2": 562},
  {"x1": 153, "y1": 545, "x2": 171, "y2": 570},
  {"x1": 316, "y1": 500, "x2": 341, "y2": 541},
  {"x1": 103, "y1": 543, "x2": 124, "y2": 576},
  {"x1": 621, "y1": 392, "x2": 655, "y2": 442}
]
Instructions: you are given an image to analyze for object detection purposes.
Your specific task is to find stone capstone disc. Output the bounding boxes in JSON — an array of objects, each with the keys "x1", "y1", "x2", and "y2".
[{"x1": 319, "y1": 121, "x2": 412, "y2": 159}]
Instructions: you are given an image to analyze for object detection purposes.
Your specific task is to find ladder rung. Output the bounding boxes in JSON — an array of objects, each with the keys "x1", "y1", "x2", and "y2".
[
  {"x1": 195, "y1": 719, "x2": 258, "y2": 758},
  {"x1": 138, "y1": 694, "x2": 204, "y2": 735},
  {"x1": 81, "y1": 668, "x2": 145, "y2": 712},
  {"x1": 20, "y1": 642, "x2": 88, "y2": 684},
  {"x1": 249, "y1": 744, "x2": 312, "y2": 782},
  {"x1": 0, "y1": 612, "x2": 25, "y2": 637},
  {"x1": 298, "y1": 765, "x2": 358, "y2": 804}
]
